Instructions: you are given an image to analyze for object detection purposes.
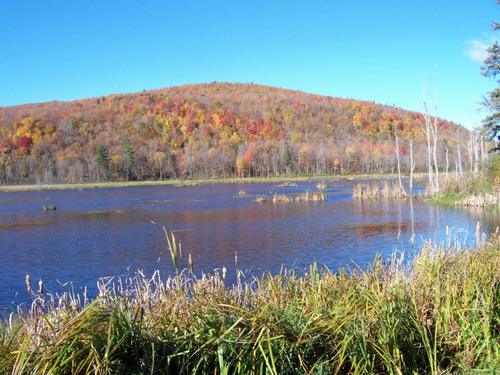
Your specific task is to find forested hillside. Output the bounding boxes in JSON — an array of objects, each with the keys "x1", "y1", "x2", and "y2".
[{"x1": 0, "y1": 82, "x2": 465, "y2": 184}]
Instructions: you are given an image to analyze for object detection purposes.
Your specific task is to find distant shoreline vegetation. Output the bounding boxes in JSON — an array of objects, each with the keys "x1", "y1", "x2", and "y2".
[
  {"x1": 0, "y1": 233, "x2": 498, "y2": 373},
  {"x1": 0, "y1": 172, "x2": 424, "y2": 192},
  {"x1": 0, "y1": 83, "x2": 467, "y2": 186}
]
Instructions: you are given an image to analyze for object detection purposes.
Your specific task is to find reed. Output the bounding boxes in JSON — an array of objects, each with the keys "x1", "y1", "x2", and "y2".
[
  {"x1": 429, "y1": 173, "x2": 500, "y2": 207},
  {"x1": 255, "y1": 195, "x2": 267, "y2": 203},
  {"x1": 316, "y1": 181, "x2": 327, "y2": 192},
  {"x1": 353, "y1": 181, "x2": 407, "y2": 199},
  {"x1": 271, "y1": 193, "x2": 292, "y2": 203},
  {"x1": 271, "y1": 191, "x2": 327, "y2": 204},
  {"x1": 0, "y1": 234, "x2": 498, "y2": 374},
  {"x1": 458, "y1": 192, "x2": 500, "y2": 207}
]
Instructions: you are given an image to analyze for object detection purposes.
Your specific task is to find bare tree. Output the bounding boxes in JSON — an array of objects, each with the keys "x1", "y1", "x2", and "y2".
[
  {"x1": 394, "y1": 126, "x2": 405, "y2": 194},
  {"x1": 468, "y1": 130, "x2": 480, "y2": 177},
  {"x1": 431, "y1": 110, "x2": 440, "y2": 192},
  {"x1": 456, "y1": 128, "x2": 463, "y2": 177},
  {"x1": 422, "y1": 110, "x2": 435, "y2": 192},
  {"x1": 409, "y1": 139, "x2": 416, "y2": 193},
  {"x1": 480, "y1": 134, "x2": 487, "y2": 163},
  {"x1": 422, "y1": 101, "x2": 440, "y2": 194},
  {"x1": 443, "y1": 139, "x2": 449, "y2": 181}
]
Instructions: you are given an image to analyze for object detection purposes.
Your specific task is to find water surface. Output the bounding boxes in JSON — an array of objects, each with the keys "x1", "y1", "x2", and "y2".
[{"x1": 0, "y1": 180, "x2": 498, "y2": 310}]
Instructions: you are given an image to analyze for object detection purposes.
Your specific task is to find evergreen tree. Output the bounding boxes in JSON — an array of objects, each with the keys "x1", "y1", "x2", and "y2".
[
  {"x1": 482, "y1": 22, "x2": 500, "y2": 151},
  {"x1": 283, "y1": 142, "x2": 293, "y2": 174},
  {"x1": 122, "y1": 136, "x2": 135, "y2": 180},
  {"x1": 95, "y1": 143, "x2": 109, "y2": 180}
]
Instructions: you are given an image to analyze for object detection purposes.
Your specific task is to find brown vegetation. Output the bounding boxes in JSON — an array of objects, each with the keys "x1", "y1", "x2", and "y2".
[
  {"x1": 353, "y1": 181, "x2": 407, "y2": 199},
  {"x1": 272, "y1": 191, "x2": 327, "y2": 204},
  {"x1": 1, "y1": 234, "x2": 498, "y2": 373}
]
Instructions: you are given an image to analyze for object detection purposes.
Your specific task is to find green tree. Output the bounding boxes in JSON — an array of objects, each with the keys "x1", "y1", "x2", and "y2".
[
  {"x1": 122, "y1": 136, "x2": 135, "y2": 180},
  {"x1": 282, "y1": 142, "x2": 293, "y2": 174},
  {"x1": 95, "y1": 143, "x2": 109, "y2": 180},
  {"x1": 481, "y1": 22, "x2": 499, "y2": 151}
]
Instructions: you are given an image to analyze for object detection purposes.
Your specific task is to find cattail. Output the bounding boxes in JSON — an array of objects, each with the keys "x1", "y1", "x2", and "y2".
[
  {"x1": 316, "y1": 181, "x2": 327, "y2": 192},
  {"x1": 38, "y1": 279, "x2": 44, "y2": 295},
  {"x1": 188, "y1": 253, "x2": 194, "y2": 274},
  {"x1": 25, "y1": 274, "x2": 32, "y2": 295}
]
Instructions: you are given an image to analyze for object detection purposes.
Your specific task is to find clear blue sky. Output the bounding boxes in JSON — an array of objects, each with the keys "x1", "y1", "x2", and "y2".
[{"x1": 0, "y1": 1, "x2": 497, "y2": 128}]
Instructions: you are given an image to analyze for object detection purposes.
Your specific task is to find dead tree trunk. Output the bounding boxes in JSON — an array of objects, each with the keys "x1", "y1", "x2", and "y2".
[
  {"x1": 409, "y1": 139, "x2": 416, "y2": 193},
  {"x1": 423, "y1": 112, "x2": 434, "y2": 193},
  {"x1": 423, "y1": 100, "x2": 440, "y2": 194},
  {"x1": 431, "y1": 113, "x2": 440, "y2": 193},
  {"x1": 456, "y1": 128, "x2": 463, "y2": 177},
  {"x1": 469, "y1": 130, "x2": 480, "y2": 177},
  {"x1": 444, "y1": 141, "x2": 449, "y2": 181},
  {"x1": 394, "y1": 127, "x2": 404, "y2": 193}
]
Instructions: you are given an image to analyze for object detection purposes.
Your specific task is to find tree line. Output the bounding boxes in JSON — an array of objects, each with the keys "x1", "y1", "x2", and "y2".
[{"x1": 0, "y1": 83, "x2": 475, "y2": 184}]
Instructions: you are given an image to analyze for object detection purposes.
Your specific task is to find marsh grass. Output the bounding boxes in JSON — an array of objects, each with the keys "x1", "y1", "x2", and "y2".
[
  {"x1": 272, "y1": 191, "x2": 327, "y2": 204},
  {"x1": 255, "y1": 195, "x2": 267, "y2": 203},
  {"x1": 353, "y1": 181, "x2": 407, "y2": 199},
  {"x1": 0, "y1": 173, "x2": 426, "y2": 193},
  {"x1": 0, "y1": 235, "x2": 499, "y2": 374},
  {"x1": 316, "y1": 182, "x2": 327, "y2": 192},
  {"x1": 429, "y1": 173, "x2": 500, "y2": 208}
]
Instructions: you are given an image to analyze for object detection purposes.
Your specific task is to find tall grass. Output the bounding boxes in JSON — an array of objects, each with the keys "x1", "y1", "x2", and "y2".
[
  {"x1": 353, "y1": 181, "x2": 407, "y2": 199},
  {"x1": 0, "y1": 235, "x2": 499, "y2": 374},
  {"x1": 255, "y1": 191, "x2": 327, "y2": 204},
  {"x1": 272, "y1": 191, "x2": 327, "y2": 204},
  {"x1": 429, "y1": 172, "x2": 500, "y2": 207}
]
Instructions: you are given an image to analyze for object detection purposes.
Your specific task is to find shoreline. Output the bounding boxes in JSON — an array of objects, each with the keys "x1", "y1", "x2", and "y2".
[
  {"x1": 0, "y1": 173, "x2": 425, "y2": 192},
  {"x1": 1, "y1": 235, "x2": 497, "y2": 373}
]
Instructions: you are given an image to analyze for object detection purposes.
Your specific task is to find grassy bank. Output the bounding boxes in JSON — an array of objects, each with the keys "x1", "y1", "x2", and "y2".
[
  {"x1": 429, "y1": 156, "x2": 500, "y2": 208},
  {"x1": 1, "y1": 236, "x2": 498, "y2": 374},
  {"x1": 429, "y1": 177, "x2": 499, "y2": 208},
  {"x1": 429, "y1": 192, "x2": 467, "y2": 206},
  {"x1": 0, "y1": 173, "x2": 425, "y2": 193}
]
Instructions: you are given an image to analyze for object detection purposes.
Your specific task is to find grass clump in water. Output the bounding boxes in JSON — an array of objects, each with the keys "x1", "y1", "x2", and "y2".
[
  {"x1": 255, "y1": 195, "x2": 267, "y2": 203},
  {"x1": 272, "y1": 191, "x2": 327, "y2": 204},
  {"x1": 429, "y1": 174, "x2": 500, "y2": 207},
  {"x1": 353, "y1": 181, "x2": 407, "y2": 199},
  {"x1": 0, "y1": 235, "x2": 499, "y2": 374}
]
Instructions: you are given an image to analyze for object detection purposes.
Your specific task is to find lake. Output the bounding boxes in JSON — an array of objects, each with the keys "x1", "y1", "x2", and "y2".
[{"x1": 0, "y1": 179, "x2": 498, "y2": 310}]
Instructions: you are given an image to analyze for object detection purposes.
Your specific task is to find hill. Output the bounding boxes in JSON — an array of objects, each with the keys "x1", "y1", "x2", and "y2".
[{"x1": 0, "y1": 82, "x2": 464, "y2": 184}]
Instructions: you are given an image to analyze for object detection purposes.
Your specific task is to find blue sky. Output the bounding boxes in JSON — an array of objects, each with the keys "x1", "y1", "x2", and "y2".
[{"x1": 0, "y1": 1, "x2": 497, "y2": 128}]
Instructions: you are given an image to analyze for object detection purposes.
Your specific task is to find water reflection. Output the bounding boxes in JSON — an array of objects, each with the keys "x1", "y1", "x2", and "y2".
[
  {"x1": 0, "y1": 180, "x2": 498, "y2": 310},
  {"x1": 342, "y1": 221, "x2": 422, "y2": 238}
]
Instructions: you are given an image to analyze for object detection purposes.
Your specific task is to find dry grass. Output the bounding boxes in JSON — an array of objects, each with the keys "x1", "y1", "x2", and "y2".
[
  {"x1": 429, "y1": 172, "x2": 500, "y2": 208},
  {"x1": 0, "y1": 173, "x2": 426, "y2": 192},
  {"x1": 316, "y1": 182, "x2": 327, "y2": 191},
  {"x1": 0, "y1": 232, "x2": 498, "y2": 374},
  {"x1": 353, "y1": 181, "x2": 407, "y2": 199},
  {"x1": 255, "y1": 195, "x2": 267, "y2": 203},
  {"x1": 458, "y1": 192, "x2": 500, "y2": 207},
  {"x1": 272, "y1": 191, "x2": 327, "y2": 204}
]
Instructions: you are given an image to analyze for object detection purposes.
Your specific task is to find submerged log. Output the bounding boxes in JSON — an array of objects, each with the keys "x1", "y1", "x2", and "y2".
[{"x1": 277, "y1": 182, "x2": 298, "y2": 187}]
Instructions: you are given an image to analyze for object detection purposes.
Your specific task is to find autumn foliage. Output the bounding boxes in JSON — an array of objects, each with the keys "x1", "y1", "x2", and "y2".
[{"x1": 0, "y1": 82, "x2": 462, "y2": 183}]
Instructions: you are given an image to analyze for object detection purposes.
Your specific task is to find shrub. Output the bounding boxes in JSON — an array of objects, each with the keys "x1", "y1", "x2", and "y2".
[{"x1": 487, "y1": 154, "x2": 500, "y2": 188}]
